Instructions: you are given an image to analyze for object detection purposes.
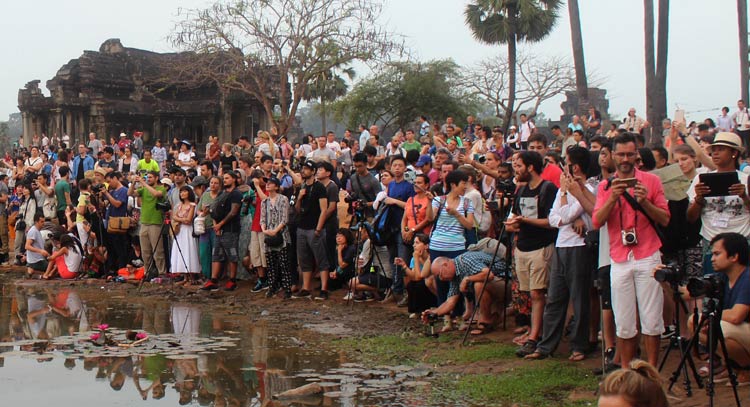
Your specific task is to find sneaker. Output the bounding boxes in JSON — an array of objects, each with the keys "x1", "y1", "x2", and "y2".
[
  {"x1": 224, "y1": 281, "x2": 237, "y2": 291},
  {"x1": 515, "y1": 339, "x2": 538, "y2": 358},
  {"x1": 251, "y1": 280, "x2": 268, "y2": 293},
  {"x1": 314, "y1": 290, "x2": 329, "y2": 301},
  {"x1": 342, "y1": 292, "x2": 354, "y2": 301},
  {"x1": 292, "y1": 289, "x2": 311, "y2": 299},
  {"x1": 363, "y1": 292, "x2": 376, "y2": 302},
  {"x1": 200, "y1": 281, "x2": 219, "y2": 291},
  {"x1": 283, "y1": 290, "x2": 292, "y2": 299},
  {"x1": 605, "y1": 347, "x2": 616, "y2": 365},
  {"x1": 661, "y1": 325, "x2": 676, "y2": 340},
  {"x1": 396, "y1": 294, "x2": 408, "y2": 308}
]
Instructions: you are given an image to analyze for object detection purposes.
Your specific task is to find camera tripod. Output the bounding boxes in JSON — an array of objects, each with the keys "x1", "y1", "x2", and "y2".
[
  {"x1": 670, "y1": 297, "x2": 741, "y2": 407},
  {"x1": 345, "y1": 209, "x2": 387, "y2": 306},
  {"x1": 658, "y1": 280, "x2": 703, "y2": 396},
  {"x1": 461, "y1": 193, "x2": 514, "y2": 345},
  {"x1": 138, "y1": 211, "x2": 191, "y2": 291}
]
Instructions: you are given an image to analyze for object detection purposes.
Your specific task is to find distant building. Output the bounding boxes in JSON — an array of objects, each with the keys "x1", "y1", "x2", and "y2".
[{"x1": 18, "y1": 39, "x2": 276, "y2": 147}]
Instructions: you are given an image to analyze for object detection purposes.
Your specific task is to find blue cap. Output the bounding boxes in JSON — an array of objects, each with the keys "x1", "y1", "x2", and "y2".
[{"x1": 416, "y1": 155, "x2": 432, "y2": 167}]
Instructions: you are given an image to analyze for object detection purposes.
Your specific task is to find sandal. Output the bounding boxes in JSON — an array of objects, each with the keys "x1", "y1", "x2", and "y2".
[
  {"x1": 470, "y1": 322, "x2": 495, "y2": 336},
  {"x1": 699, "y1": 359, "x2": 725, "y2": 377},
  {"x1": 569, "y1": 351, "x2": 586, "y2": 362},
  {"x1": 513, "y1": 332, "x2": 530, "y2": 346},
  {"x1": 439, "y1": 317, "x2": 454, "y2": 333},
  {"x1": 524, "y1": 351, "x2": 548, "y2": 360}
]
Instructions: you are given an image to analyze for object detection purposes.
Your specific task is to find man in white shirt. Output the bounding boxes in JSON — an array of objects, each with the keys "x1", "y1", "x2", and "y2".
[
  {"x1": 518, "y1": 114, "x2": 536, "y2": 150},
  {"x1": 732, "y1": 100, "x2": 750, "y2": 149},
  {"x1": 358, "y1": 124, "x2": 371, "y2": 149},
  {"x1": 524, "y1": 146, "x2": 596, "y2": 361},
  {"x1": 325, "y1": 131, "x2": 341, "y2": 153},
  {"x1": 717, "y1": 106, "x2": 734, "y2": 132},
  {"x1": 419, "y1": 116, "x2": 430, "y2": 138}
]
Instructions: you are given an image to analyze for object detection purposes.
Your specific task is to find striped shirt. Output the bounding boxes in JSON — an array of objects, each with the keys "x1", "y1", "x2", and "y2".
[{"x1": 430, "y1": 195, "x2": 474, "y2": 252}]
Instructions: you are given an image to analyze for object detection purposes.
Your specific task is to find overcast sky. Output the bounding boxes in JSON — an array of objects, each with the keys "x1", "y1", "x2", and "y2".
[{"x1": 0, "y1": 0, "x2": 744, "y2": 125}]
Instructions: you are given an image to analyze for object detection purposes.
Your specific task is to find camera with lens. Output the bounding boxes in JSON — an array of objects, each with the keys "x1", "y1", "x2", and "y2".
[
  {"x1": 426, "y1": 312, "x2": 439, "y2": 323},
  {"x1": 654, "y1": 262, "x2": 685, "y2": 284},
  {"x1": 497, "y1": 179, "x2": 515, "y2": 196},
  {"x1": 478, "y1": 155, "x2": 487, "y2": 164},
  {"x1": 91, "y1": 184, "x2": 103, "y2": 194},
  {"x1": 156, "y1": 201, "x2": 171, "y2": 212},
  {"x1": 621, "y1": 228, "x2": 638, "y2": 246},
  {"x1": 686, "y1": 274, "x2": 724, "y2": 299}
]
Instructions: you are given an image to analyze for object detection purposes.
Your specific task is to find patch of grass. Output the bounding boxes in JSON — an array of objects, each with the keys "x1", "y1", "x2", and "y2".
[
  {"x1": 439, "y1": 361, "x2": 598, "y2": 407},
  {"x1": 334, "y1": 334, "x2": 517, "y2": 366}
]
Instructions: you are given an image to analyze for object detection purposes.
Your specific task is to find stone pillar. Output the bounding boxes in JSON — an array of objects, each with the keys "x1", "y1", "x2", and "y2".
[
  {"x1": 65, "y1": 111, "x2": 73, "y2": 138},
  {"x1": 21, "y1": 112, "x2": 29, "y2": 146}
]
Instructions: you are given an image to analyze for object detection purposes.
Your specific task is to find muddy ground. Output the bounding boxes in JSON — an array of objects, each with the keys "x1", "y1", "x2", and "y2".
[{"x1": 3, "y1": 267, "x2": 742, "y2": 407}]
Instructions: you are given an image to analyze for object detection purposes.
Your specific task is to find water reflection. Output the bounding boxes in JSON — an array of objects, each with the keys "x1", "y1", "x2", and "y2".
[{"x1": 0, "y1": 282, "x2": 440, "y2": 407}]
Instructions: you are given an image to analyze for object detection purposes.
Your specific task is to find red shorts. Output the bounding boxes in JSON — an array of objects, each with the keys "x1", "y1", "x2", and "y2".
[{"x1": 55, "y1": 256, "x2": 76, "y2": 279}]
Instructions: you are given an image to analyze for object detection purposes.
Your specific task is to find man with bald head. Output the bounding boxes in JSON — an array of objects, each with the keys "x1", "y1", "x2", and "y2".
[{"x1": 421, "y1": 241, "x2": 508, "y2": 335}]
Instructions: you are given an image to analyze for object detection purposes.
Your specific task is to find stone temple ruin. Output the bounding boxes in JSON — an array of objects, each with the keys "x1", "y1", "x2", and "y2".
[{"x1": 18, "y1": 39, "x2": 276, "y2": 147}]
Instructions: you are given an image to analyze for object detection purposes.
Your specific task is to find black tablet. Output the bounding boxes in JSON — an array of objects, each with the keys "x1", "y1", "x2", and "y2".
[{"x1": 699, "y1": 172, "x2": 740, "y2": 197}]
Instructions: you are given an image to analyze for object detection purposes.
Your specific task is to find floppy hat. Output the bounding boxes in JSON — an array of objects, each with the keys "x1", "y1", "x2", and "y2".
[{"x1": 710, "y1": 132, "x2": 745, "y2": 153}]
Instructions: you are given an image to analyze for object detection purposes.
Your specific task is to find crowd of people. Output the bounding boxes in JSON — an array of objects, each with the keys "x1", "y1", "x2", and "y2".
[{"x1": 3, "y1": 101, "x2": 750, "y2": 399}]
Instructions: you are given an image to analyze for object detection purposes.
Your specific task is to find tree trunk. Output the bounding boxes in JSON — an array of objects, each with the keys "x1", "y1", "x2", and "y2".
[
  {"x1": 321, "y1": 98, "x2": 328, "y2": 135},
  {"x1": 740, "y1": 0, "x2": 749, "y2": 104},
  {"x1": 504, "y1": 34, "x2": 517, "y2": 133},
  {"x1": 568, "y1": 0, "x2": 588, "y2": 111},
  {"x1": 644, "y1": 0, "x2": 657, "y2": 145},
  {"x1": 653, "y1": 0, "x2": 670, "y2": 140}
]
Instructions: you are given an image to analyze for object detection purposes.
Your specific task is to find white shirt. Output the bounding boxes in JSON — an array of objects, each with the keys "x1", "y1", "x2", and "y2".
[
  {"x1": 548, "y1": 184, "x2": 594, "y2": 247},
  {"x1": 359, "y1": 130, "x2": 371, "y2": 148},
  {"x1": 733, "y1": 108, "x2": 750, "y2": 130},
  {"x1": 687, "y1": 170, "x2": 750, "y2": 240},
  {"x1": 519, "y1": 121, "x2": 535, "y2": 143},
  {"x1": 326, "y1": 141, "x2": 341, "y2": 153}
]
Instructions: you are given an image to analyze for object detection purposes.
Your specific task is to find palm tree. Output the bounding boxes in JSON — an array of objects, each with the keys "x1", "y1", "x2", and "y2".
[
  {"x1": 739, "y1": 0, "x2": 749, "y2": 104},
  {"x1": 568, "y1": 0, "x2": 588, "y2": 110},
  {"x1": 644, "y1": 0, "x2": 669, "y2": 143},
  {"x1": 303, "y1": 66, "x2": 356, "y2": 134},
  {"x1": 465, "y1": 0, "x2": 561, "y2": 131}
]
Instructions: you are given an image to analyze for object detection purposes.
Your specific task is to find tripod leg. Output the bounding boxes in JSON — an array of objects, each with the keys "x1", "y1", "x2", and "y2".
[
  {"x1": 714, "y1": 321, "x2": 742, "y2": 407},
  {"x1": 668, "y1": 314, "x2": 707, "y2": 393}
]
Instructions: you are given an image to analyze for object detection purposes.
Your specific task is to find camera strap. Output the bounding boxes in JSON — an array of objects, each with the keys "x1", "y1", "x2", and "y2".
[{"x1": 620, "y1": 191, "x2": 667, "y2": 243}]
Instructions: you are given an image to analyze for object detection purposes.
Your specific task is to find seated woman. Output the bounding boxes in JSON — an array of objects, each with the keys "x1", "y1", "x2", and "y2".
[
  {"x1": 114, "y1": 259, "x2": 146, "y2": 282},
  {"x1": 329, "y1": 228, "x2": 357, "y2": 292},
  {"x1": 346, "y1": 228, "x2": 393, "y2": 302},
  {"x1": 42, "y1": 234, "x2": 83, "y2": 280},
  {"x1": 396, "y1": 233, "x2": 436, "y2": 316}
]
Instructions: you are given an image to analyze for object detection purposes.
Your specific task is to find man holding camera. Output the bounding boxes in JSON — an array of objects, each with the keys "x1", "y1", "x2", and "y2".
[
  {"x1": 593, "y1": 133, "x2": 670, "y2": 368},
  {"x1": 347, "y1": 153, "x2": 381, "y2": 221},
  {"x1": 103, "y1": 171, "x2": 130, "y2": 276},
  {"x1": 129, "y1": 171, "x2": 167, "y2": 277},
  {"x1": 679, "y1": 233, "x2": 750, "y2": 384}
]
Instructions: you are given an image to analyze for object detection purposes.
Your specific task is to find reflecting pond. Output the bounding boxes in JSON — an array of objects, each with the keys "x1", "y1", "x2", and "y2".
[{"x1": 0, "y1": 279, "x2": 439, "y2": 406}]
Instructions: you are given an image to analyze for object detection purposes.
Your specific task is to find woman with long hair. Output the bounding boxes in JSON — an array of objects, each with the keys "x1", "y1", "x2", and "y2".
[
  {"x1": 42, "y1": 234, "x2": 82, "y2": 280},
  {"x1": 118, "y1": 146, "x2": 138, "y2": 174},
  {"x1": 256, "y1": 130, "x2": 278, "y2": 158},
  {"x1": 14, "y1": 183, "x2": 37, "y2": 267},
  {"x1": 598, "y1": 359, "x2": 668, "y2": 407},
  {"x1": 171, "y1": 185, "x2": 201, "y2": 284},
  {"x1": 396, "y1": 233, "x2": 437, "y2": 316},
  {"x1": 260, "y1": 178, "x2": 292, "y2": 298}
]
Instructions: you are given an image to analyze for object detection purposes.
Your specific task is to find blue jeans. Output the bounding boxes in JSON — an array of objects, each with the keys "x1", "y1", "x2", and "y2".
[
  {"x1": 199, "y1": 229, "x2": 216, "y2": 279},
  {"x1": 429, "y1": 248, "x2": 466, "y2": 317},
  {"x1": 390, "y1": 233, "x2": 413, "y2": 295}
]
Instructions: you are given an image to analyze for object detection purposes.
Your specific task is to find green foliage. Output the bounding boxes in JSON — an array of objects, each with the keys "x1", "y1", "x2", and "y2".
[
  {"x1": 439, "y1": 362, "x2": 597, "y2": 406},
  {"x1": 332, "y1": 59, "x2": 478, "y2": 131},
  {"x1": 464, "y1": 0, "x2": 562, "y2": 46}
]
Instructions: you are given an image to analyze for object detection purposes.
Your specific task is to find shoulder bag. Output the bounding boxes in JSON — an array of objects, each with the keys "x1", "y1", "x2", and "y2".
[{"x1": 263, "y1": 199, "x2": 285, "y2": 248}]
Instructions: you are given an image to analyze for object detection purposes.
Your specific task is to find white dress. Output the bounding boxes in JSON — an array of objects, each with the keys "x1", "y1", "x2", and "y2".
[{"x1": 171, "y1": 202, "x2": 200, "y2": 274}]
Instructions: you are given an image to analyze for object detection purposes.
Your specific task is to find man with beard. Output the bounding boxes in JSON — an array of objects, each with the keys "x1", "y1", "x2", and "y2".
[
  {"x1": 201, "y1": 171, "x2": 244, "y2": 291},
  {"x1": 505, "y1": 151, "x2": 558, "y2": 357},
  {"x1": 593, "y1": 133, "x2": 670, "y2": 368},
  {"x1": 293, "y1": 160, "x2": 329, "y2": 299}
]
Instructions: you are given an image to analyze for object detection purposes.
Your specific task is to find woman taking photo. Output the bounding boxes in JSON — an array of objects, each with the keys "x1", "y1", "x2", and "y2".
[
  {"x1": 256, "y1": 130, "x2": 278, "y2": 158},
  {"x1": 260, "y1": 178, "x2": 292, "y2": 299},
  {"x1": 171, "y1": 186, "x2": 201, "y2": 285},
  {"x1": 427, "y1": 170, "x2": 475, "y2": 332},
  {"x1": 396, "y1": 233, "x2": 436, "y2": 316}
]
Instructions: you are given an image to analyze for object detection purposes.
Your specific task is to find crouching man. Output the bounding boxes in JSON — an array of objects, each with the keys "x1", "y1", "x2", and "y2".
[
  {"x1": 669, "y1": 232, "x2": 750, "y2": 384},
  {"x1": 421, "y1": 239, "x2": 508, "y2": 335}
]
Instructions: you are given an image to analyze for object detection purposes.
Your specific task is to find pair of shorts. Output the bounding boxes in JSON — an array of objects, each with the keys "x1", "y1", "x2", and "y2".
[
  {"x1": 296, "y1": 228, "x2": 329, "y2": 273},
  {"x1": 515, "y1": 244, "x2": 554, "y2": 291},
  {"x1": 610, "y1": 251, "x2": 663, "y2": 338},
  {"x1": 249, "y1": 231, "x2": 267, "y2": 268},
  {"x1": 28, "y1": 259, "x2": 49, "y2": 272},
  {"x1": 359, "y1": 273, "x2": 392, "y2": 290},
  {"x1": 55, "y1": 255, "x2": 76, "y2": 279},
  {"x1": 212, "y1": 231, "x2": 239, "y2": 263}
]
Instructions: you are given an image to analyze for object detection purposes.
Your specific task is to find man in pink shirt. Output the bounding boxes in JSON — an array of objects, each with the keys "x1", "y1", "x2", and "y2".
[{"x1": 593, "y1": 133, "x2": 670, "y2": 369}]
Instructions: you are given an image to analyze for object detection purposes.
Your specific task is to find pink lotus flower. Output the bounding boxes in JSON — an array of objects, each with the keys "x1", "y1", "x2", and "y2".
[
  {"x1": 90, "y1": 333, "x2": 101, "y2": 341},
  {"x1": 97, "y1": 324, "x2": 109, "y2": 331},
  {"x1": 135, "y1": 332, "x2": 148, "y2": 340}
]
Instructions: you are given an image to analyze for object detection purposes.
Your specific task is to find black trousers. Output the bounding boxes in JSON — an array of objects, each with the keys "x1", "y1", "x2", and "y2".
[{"x1": 105, "y1": 232, "x2": 130, "y2": 275}]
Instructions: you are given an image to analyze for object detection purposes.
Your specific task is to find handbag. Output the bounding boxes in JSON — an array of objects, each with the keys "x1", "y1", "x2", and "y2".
[
  {"x1": 193, "y1": 213, "x2": 206, "y2": 236},
  {"x1": 107, "y1": 216, "x2": 130, "y2": 234},
  {"x1": 263, "y1": 199, "x2": 285, "y2": 248}
]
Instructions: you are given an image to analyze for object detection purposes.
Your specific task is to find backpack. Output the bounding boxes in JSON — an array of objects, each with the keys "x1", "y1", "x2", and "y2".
[{"x1": 367, "y1": 203, "x2": 399, "y2": 246}]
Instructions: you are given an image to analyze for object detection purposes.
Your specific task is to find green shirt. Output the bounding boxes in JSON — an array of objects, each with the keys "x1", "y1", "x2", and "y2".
[
  {"x1": 138, "y1": 185, "x2": 167, "y2": 225},
  {"x1": 197, "y1": 190, "x2": 218, "y2": 228},
  {"x1": 54, "y1": 179, "x2": 71, "y2": 212},
  {"x1": 137, "y1": 159, "x2": 160, "y2": 174},
  {"x1": 402, "y1": 140, "x2": 422, "y2": 152}
]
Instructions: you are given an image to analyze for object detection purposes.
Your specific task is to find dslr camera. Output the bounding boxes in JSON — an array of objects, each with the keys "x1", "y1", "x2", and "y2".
[
  {"x1": 621, "y1": 228, "x2": 638, "y2": 246},
  {"x1": 156, "y1": 201, "x2": 171, "y2": 212},
  {"x1": 90, "y1": 184, "x2": 103, "y2": 194},
  {"x1": 654, "y1": 262, "x2": 685, "y2": 284},
  {"x1": 497, "y1": 179, "x2": 515, "y2": 196},
  {"x1": 686, "y1": 274, "x2": 724, "y2": 299}
]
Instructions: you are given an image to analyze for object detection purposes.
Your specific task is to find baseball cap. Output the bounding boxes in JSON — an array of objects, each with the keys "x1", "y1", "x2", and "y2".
[
  {"x1": 160, "y1": 178, "x2": 174, "y2": 187},
  {"x1": 190, "y1": 176, "x2": 208, "y2": 188},
  {"x1": 303, "y1": 160, "x2": 317, "y2": 170},
  {"x1": 416, "y1": 155, "x2": 432, "y2": 167}
]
